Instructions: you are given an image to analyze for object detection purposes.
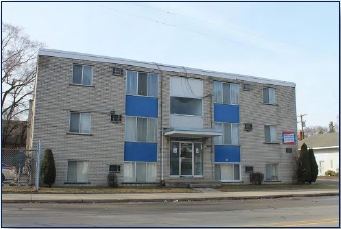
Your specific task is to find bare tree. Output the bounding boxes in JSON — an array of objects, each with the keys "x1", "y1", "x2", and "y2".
[
  {"x1": 2, "y1": 22, "x2": 44, "y2": 148},
  {"x1": 303, "y1": 125, "x2": 328, "y2": 138}
]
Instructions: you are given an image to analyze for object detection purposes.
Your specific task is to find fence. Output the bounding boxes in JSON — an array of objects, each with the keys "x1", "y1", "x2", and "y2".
[{"x1": 2, "y1": 148, "x2": 38, "y2": 186}]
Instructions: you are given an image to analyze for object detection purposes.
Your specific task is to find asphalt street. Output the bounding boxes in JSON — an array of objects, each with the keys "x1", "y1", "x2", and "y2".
[{"x1": 2, "y1": 196, "x2": 339, "y2": 227}]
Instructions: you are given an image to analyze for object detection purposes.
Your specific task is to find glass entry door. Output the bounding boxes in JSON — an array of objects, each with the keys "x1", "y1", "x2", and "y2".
[
  {"x1": 180, "y1": 143, "x2": 193, "y2": 176},
  {"x1": 170, "y1": 141, "x2": 203, "y2": 177}
]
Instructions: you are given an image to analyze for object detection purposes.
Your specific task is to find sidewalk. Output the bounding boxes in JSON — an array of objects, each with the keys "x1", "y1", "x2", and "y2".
[{"x1": 2, "y1": 189, "x2": 338, "y2": 203}]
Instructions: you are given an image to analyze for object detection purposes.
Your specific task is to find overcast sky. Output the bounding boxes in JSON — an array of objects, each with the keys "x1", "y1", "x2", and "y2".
[{"x1": 2, "y1": 2, "x2": 339, "y2": 128}]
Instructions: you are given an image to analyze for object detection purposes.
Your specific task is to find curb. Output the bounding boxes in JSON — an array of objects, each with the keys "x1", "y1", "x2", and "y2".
[{"x1": 2, "y1": 193, "x2": 339, "y2": 204}]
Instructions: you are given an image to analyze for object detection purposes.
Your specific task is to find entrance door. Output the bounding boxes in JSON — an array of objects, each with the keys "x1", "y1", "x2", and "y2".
[
  {"x1": 180, "y1": 143, "x2": 193, "y2": 176},
  {"x1": 170, "y1": 141, "x2": 203, "y2": 177}
]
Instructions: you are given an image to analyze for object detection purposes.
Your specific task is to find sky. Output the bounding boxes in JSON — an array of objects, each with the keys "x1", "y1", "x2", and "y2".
[{"x1": 2, "y1": 1, "x2": 339, "y2": 129}]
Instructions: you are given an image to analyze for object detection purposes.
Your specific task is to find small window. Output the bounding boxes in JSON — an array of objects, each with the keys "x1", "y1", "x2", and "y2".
[
  {"x1": 67, "y1": 161, "x2": 89, "y2": 182},
  {"x1": 266, "y1": 164, "x2": 278, "y2": 181},
  {"x1": 245, "y1": 166, "x2": 253, "y2": 173},
  {"x1": 126, "y1": 71, "x2": 158, "y2": 97},
  {"x1": 69, "y1": 112, "x2": 91, "y2": 134},
  {"x1": 113, "y1": 68, "x2": 123, "y2": 76},
  {"x1": 109, "y1": 165, "x2": 121, "y2": 173},
  {"x1": 72, "y1": 65, "x2": 93, "y2": 86},
  {"x1": 213, "y1": 82, "x2": 239, "y2": 105},
  {"x1": 331, "y1": 160, "x2": 333, "y2": 168},
  {"x1": 214, "y1": 122, "x2": 239, "y2": 145},
  {"x1": 263, "y1": 88, "x2": 276, "y2": 104},
  {"x1": 264, "y1": 125, "x2": 277, "y2": 143},
  {"x1": 215, "y1": 164, "x2": 240, "y2": 181},
  {"x1": 111, "y1": 114, "x2": 122, "y2": 123}
]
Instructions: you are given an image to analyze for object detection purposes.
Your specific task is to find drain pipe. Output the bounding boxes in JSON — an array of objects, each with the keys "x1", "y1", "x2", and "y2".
[{"x1": 161, "y1": 130, "x2": 164, "y2": 180}]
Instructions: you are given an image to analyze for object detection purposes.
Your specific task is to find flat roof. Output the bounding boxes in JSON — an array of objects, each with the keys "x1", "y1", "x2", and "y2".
[{"x1": 38, "y1": 48, "x2": 296, "y2": 87}]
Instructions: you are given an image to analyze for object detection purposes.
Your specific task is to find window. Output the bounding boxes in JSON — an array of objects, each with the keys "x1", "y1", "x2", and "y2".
[
  {"x1": 125, "y1": 116, "x2": 157, "y2": 142},
  {"x1": 72, "y1": 65, "x2": 93, "y2": 86},
  {"x1": 213, "y1": 82, "x2": 239, "y2": 105},
  {"x1": 215, "y1": 164, "x2": 240, "y2": 181},
  {"x1": 331, "y1": 160, "x2": 333, "y2": 168},
  {"x1": 245, "y1": 166, "x2": 254, "y2": 173},
  {"x1": 264, "y1": 125, "x2": 277, "y2": 143},
  {"x1": 109, "y1": 165, "x2": 121, "y2": 173},
  {"x1": 266, "y1": 164, "x2": 278, "y2": 181},
  {"x1": 126, "y1": 71, "x2": 158, "y2": 97},
  {"x1": 69, "y1": 112, "x2": 91, "y2": 134},
  {"x1": 170, "y1": 97, "x2": 202, "y2": 116},
  {"x1": 263, "y1": 88, "x2": 276, "y2": 104},
  {"x1": 214, "y1": 122, "x2": 239, "y2": 145},
  {"x1": 124, "y1": 162, "x2": 157, "y2": 182},
  {"x1": 67, "y1": 161, "x2": 89, "y2": 183}
]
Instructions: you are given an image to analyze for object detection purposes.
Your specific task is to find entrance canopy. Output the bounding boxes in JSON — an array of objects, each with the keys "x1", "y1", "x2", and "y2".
[{"x1": 164, "y1": 127, "x2": 222, "y2": 138}]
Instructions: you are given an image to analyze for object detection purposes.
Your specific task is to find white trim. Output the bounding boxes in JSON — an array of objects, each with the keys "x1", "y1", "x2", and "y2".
[
  {"x1": 39, "y1": 48, "x2": 296, "y2": 87},
  {"x1": 164, "y1": 130, "x2": 222, "y2": 137}
]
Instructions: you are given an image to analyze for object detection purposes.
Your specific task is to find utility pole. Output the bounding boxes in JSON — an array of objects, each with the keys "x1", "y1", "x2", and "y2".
[{"x1": 297, "y1": 114, "x2": 307, "y2": 139}]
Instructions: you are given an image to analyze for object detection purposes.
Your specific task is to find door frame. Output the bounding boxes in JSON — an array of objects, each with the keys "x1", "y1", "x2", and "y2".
[{"x1": 169, "y1": 141, "x2": 203, "y2": 177}]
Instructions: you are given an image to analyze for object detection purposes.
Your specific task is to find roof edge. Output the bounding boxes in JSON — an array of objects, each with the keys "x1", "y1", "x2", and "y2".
[{"x1": 38, "y1": 48, "x2": 296, "y2": 87}]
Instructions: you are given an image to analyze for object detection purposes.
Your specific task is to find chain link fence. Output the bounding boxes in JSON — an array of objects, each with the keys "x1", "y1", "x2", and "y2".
[{"x1": 2, "y1": 148, "x2": 37, "y2": 186}]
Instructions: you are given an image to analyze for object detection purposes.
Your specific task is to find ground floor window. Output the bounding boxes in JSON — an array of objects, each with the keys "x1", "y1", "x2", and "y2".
[
  {"x1": 265, "y1": 163, "x2": 278, "y2": 181},
  {"x1": 215, "y1": 163, "x2": 240, "y2": 181},
  {"x1": 67, "y1": 161, "x2": 89, "y2": 182},
  {"x1": 124, "y1": 162, "x2": 157, "y2": 182}
]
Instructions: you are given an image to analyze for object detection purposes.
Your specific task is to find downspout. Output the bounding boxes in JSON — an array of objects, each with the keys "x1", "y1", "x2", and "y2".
[{"x1": 154, "y1": 63, "x2": 163, "y2": 181}]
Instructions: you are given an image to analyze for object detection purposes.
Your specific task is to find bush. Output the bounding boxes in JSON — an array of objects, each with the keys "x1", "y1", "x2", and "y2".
[
  {"x1": 159, "y1": 180, "x2": 166, "y2": 187},
  {"x1": 249, "y1": 172, "x2": 264, "y2": 185},
  {"x1": 297, "y1": 143, "x2": 311, "y2": 184},
  {"x1": 107, "y1": 173, "x2": 118, "y2": 187},
  {"x1": 325, "y1": 170, "x2": 338, "y2": 176},
  {"x1": 309, "y1": 148, "x2": 318, "y2": 182},
  {"x1": 40, "y1": 148, "x2": 56, "y2": 188}
]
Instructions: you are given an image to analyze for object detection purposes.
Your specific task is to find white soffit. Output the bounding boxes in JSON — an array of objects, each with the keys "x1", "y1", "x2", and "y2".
[{"x1": 38, "y1": 48, "x2": 296, "y2": 87}]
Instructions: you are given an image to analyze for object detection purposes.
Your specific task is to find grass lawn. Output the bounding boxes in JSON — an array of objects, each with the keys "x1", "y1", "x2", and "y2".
[
  {"x1": 1, "y1": 186, "x2": 200, "y2": 194},
  {"x1": 317, "y1": 176, "x2": 339, "y2": 181}
]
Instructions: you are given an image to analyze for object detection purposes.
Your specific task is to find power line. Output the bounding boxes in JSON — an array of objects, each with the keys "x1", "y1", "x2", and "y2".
[
  {"x1": 131, "y1": 2, "x2": 331, "y2": 55},
  {"x1": 90, "y1": 2, "x2": 328, "y2": 66}
]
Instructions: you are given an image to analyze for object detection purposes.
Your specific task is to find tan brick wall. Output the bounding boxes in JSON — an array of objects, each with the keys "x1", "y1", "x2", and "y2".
[{"x1": 32, "y1": 54, "x2": 297, "y2": 186}]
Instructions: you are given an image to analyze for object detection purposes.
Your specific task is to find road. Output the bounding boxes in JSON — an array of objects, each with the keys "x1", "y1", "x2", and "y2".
[{"x1": 2, "y1": 196, "x2": 339, "y2": 227}]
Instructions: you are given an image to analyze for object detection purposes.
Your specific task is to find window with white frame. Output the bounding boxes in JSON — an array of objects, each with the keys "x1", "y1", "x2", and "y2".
[
  {"x1": 72, "y1": 65, "x2": 93, "y2": 86},
  {"x1": 264, "y1": 125, "x2": 277, "y2": 143},
  {"x1": 263, "y1": 88, "x2": 276, "y2": 104},
  {"x1": 69, "y1": 112, "x2": 91, "y2": 134},
  {"x1": 124, "y1": 162, "x2": 157, "y2": 182},
  {"x1": 214, "y1": 122, "x2": 239, "y2": 145},
  {"x1": 265, "y1": 164, "x2": 279, "y2": 181},
  {"x1": 215, "y1": 164, "x2": 240, "y2": 181},
  {"x1": 67, "y1": 161, "x2": 89, "y2": 183},
  {"x1": 213, "y1": 82, "x2": 239, "y2": 105},
  {"x1": 170, "y1": 97, "x2": 202, "y2": 116},
  {"x1": 125, "y1": 116, "x2": 157, "y2": 142},
  {"x1": 126, "y1": 71, "x2": 158, "y2": 97}
]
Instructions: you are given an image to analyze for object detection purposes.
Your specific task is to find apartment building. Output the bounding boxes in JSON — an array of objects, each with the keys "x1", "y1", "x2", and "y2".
[{"x1": 27, "y1": 48, "x2": 298, "y2": 186}]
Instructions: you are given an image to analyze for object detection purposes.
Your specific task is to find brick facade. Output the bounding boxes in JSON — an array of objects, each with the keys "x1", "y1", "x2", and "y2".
[{"x1": 29, "y1": 49, "x2": 297, "y2": 186}]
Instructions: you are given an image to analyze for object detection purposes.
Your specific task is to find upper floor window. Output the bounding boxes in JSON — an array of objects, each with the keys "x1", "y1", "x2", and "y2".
[
  {"x1": 214, "y1": 122, "x2": 239, "y2": 145},
  {"x1": 125, "y1": 116, "x2": 157, "y2": 142},
  {"x1": 170, "y1": 97, "x2": 202, "y2": 116},
  {"x1": 213, "y1": 82, "x2": 239, "y2": 105},
  {"x1": 72, "y1": 65, "x2": 93, "y2": 86},
  {"x1": 264, "y1": 125, "x2": 277, "y2": 143},
  {"x1": 69, "y1": 112, "x2": 91, "y2": 134},
  {"x1": 263, "y1": 88, "x2": 276, "y2": 104},
  {"x1": 126, "y1": 71, "x2": 158, "y2": 97}
]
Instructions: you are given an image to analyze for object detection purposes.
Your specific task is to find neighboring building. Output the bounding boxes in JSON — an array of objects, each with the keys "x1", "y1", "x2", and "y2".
[
  {"x1": 27, "y1": 48, "x2": 297, "y2": 186},
  {"x1": 298, "y1": 132, "x2": 339, "y2": 176}
]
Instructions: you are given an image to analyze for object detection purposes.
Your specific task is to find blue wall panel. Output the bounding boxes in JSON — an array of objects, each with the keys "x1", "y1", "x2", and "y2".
[
  {"x1": 124, "y1": 142, "x2": 157, "y2": 162},
  {"x1": 214, "y1": 145, "x2": 240, "y2": 162},
  {"x1": 214, "y1": 104, "x2": 239, "y2": 123},
  {"x1": 126, "y1": 95, "x2": 158, "y2": 118}
]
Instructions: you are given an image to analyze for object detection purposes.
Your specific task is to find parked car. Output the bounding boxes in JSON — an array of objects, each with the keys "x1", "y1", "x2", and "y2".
[{"x1": 2, "y1": 163, "x2": 17, "y2": 182}]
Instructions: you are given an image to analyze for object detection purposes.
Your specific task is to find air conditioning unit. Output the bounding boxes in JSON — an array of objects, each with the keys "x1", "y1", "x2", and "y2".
[
  {"x1": 113, "y1": 68, "x2": 123, "y2": 76},
  {"x1": 243, "y1": 84, "x2": 251, "y2": 91},
  {"x1": 110, "y1": 111, "x2": 122, "y2": 123},
  {"x1": 244, "y1": 123, "x2": 252, "y2": 131}
]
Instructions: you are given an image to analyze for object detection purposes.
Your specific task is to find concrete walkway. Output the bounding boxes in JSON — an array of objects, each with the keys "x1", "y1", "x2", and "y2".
[{"x1": 2, "y1": 189, "x2": 338, "y2": 203}]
